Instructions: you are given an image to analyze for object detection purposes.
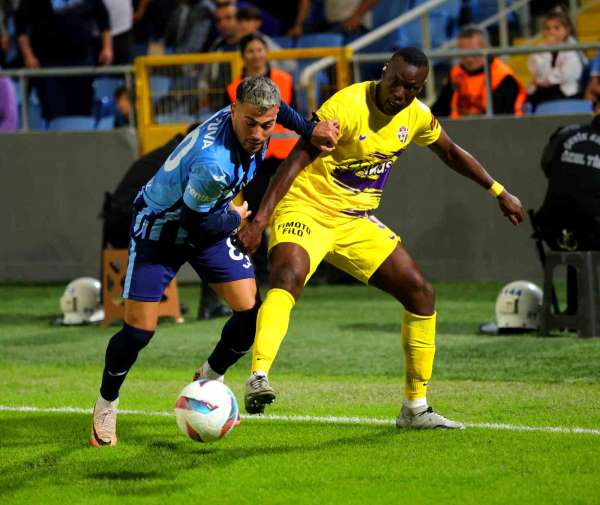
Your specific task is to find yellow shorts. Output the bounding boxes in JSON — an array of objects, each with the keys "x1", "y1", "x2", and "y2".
[{"x1": 269, "y1": 202, "x2": 400, "y2": 284}]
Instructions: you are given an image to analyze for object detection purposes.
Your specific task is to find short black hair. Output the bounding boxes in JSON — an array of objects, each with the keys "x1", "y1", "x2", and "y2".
[
  {"x1": 391, "y1": 47, "x2": 429, "y2": 69},
  {"x1": 114, "y1": 85, "x2": 129, "y2": 101},
  {"x1": 237, "y1": 6, "x2": 262, "y2": 21},
  {"x1": 458, "y1": 25, "x2": 488, "y2": 40},
  {"x1": 239, "y1": 33, "x2": 267, "y2": 54}
]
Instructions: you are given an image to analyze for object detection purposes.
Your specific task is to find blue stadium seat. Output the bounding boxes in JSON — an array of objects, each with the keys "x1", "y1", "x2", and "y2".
[
  {"x1": 96, "y1": 115, "x2": 115, "y2": 130},
  {"x1": 296, "y1": 33, "x2": 343, "y2": 48},
  {"x1": 150, "y1": 76, "x2": 172, "y2": 102},
  {"x1": 47, "y1": 116, "x2": 97, "y2": 131},
  {"x1": 272, "y1": 36, "x2": 294, "y2": 49},
  {"x1": 93, "y1": 77, "x2": 125, "y2": 101},
  {"x1": 133, "y1": 43, "x2": 149, "y2": 57},
  {"x1": 535, "y1": 99, "x2": 594, "y2": 115},
  {"x1": 28, "y1": 89, "x2": 46, "y2": 130}
]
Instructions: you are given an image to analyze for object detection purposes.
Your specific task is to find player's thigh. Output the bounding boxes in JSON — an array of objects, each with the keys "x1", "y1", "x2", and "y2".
[
  {"x1": 269, "y1": 209, "x2": 333, "y2": 287},
  {"x1": 122, "y1": 239, "x2": 185, "y2": 330},
  {"x1": 188, "y1": 237, "x2": 256, "y2": 309},
  {"x1": 210, "y1": 278, "x2": 258, "y2": 311},
  {"x1": 326, "y1": 214, "x2": 400, "y2": 284},
  {"x1": 124, "y1": 299, "x2": 160, "y2": 331}
]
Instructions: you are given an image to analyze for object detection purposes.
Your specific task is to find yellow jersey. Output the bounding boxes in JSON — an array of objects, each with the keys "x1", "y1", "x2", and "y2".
[{"x1": 281, "y1": 81, "x2": 442, "y2": 215}]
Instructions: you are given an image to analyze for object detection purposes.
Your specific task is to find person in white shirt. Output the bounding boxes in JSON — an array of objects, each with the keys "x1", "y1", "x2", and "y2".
[
  {"x1": 103, "y1": 0, "x2": 134, "y2": 63},
  {"x1": 527, "y1": 9, "x2": 585, "y2": 111}
]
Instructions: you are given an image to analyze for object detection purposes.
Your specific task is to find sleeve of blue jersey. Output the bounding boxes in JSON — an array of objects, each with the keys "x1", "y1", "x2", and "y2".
[
  {"x1": 183, "y1": 160, "x2": 231, "y2": 213},
  {"x1": 277, "y1": 101, "x2": 315, "y2": 141}
]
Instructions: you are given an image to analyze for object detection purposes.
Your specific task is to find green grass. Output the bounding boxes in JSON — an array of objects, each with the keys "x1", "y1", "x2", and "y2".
[{"x1": 1, "y1": 283, "x2": 600, "y2": 505}]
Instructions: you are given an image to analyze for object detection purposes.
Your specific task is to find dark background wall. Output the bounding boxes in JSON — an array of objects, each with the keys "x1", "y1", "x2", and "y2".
[{"x1": 0, "y1": 115, "x2": 590, "y2": 282}]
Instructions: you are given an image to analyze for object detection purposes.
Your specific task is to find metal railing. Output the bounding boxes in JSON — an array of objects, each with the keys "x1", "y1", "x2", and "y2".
[
  {"x1": 0, "y1": 65, "x2": 134, "y2": 131},
  {"x1": 352, "y1": 42, "x2": 600, "y2": 116}
]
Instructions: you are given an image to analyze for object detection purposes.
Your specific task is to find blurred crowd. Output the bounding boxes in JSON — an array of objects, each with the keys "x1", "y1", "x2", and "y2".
[{"x1": 0, "y1": 0, "x2": 598, "y2": 131}]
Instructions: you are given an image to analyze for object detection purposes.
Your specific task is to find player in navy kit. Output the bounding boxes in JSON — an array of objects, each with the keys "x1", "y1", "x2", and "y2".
[{"x1": 90, "y1": 76, "x2": 339, "y2": 446}]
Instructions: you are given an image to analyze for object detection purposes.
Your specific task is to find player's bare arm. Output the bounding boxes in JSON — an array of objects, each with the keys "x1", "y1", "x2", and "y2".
[
  {"x1": 428, "y1": 129, "x2": 524, "y2": 225},
  {"x1": 236, "y1": 139, "x2": 321, "y2": 254}
]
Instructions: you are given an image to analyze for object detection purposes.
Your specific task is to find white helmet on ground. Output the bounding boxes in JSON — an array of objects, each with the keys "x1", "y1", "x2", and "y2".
[
  {"x1": 495, "y1": 280, "x2": 543, "y2": 331},
  {"x1": 60, "y1": 277, "x2": 104, "y2": 325}
]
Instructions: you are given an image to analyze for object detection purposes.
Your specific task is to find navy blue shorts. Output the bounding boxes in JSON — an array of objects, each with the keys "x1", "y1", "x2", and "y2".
[{"x1": 123, "y1": 237, "x2": 255, "y2": 302}]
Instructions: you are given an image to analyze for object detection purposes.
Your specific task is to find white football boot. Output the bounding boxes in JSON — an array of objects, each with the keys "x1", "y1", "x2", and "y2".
[
  {"x1": 244, "y1": 372, "x2": 276, "y2": 414},
  {"x1": 396, "y1": 405, "x2": 464, "y2": 429},
  {"x1": 90, "y1": 397, "x2": 119, "y2": 447}
]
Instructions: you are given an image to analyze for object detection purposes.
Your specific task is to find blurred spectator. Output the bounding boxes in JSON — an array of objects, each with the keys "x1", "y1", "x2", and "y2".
[
  {"x1": 246, "y1": 0, "x2": 310, "y2": 37},
  {"x1": 102, "y1": 0, "x2": 134, "y2": 64},
  {"x1": 208, "y1": 0, "x2": 239, "y2": 52},
  {"x1": 132, "y1": 0, "x2": 151, "y2": 51},
  {"x1": 318, "y1": 0, "x2": 380, "y2": 36},
  {"x1": 16, "y1": 0, "x2": 113, "y2": 121},
  {"x1": 432, "y1": 26, "x2": 526, "y2": 117},
  {"x1": 236, "y1": 6, "x2": 295, "y2": 73},
  {"x1": 204, "y1": 0, "x2": 241, "y2": 110},
  {"x1": 226, "y1": 34, "x2": 296, "y2": 282},
  {"x1": 0, "y1": 71, "x2": 17, "y2": 131},
  {"x1": 164, "y1": 0, "x2": 216, "y2": 54},
  {"x1": 584, "y1": 50, "x2": 600, "y2": 104},
  {"x1": 113, "y1": 85, "x2": 130, "y2": 127},
  {"x1": 527, "y1": 9, "x2": 584, "y2": 112}
]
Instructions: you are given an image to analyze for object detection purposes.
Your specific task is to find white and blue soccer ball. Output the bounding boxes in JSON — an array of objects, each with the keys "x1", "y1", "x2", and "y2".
[{"x1": 174, "y1": 379, "x2": 239, "y2": 443}]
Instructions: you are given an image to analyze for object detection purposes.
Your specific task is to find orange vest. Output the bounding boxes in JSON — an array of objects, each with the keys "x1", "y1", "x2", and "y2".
[
  {"x1": 227, "y1": 67, "x2": 297, "y2": 159},
  {"x1": 449, "y1": 58, "x2": 526, "y2": 118}
]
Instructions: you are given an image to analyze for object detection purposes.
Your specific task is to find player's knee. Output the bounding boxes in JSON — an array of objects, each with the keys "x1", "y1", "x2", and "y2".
[
  {"x1": 404, "y1": 272, "x2": 435, "y2": 314},
  {"x1": 269, "y1": 265, "x2": 305, "y2": 295},
  {"x1": 121, "y1": 322, "x2": 155, "y2": 351}
]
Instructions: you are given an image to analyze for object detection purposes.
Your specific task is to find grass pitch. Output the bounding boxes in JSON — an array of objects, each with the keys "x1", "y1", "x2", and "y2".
[{"x1": 1, "y1": 283, "x2": 600, "y2": 505}]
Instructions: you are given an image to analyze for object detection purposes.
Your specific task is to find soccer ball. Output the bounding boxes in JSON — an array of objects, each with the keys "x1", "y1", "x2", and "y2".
[{"x1": 174, "y1": 379, "x2": 240, "y2": 443}]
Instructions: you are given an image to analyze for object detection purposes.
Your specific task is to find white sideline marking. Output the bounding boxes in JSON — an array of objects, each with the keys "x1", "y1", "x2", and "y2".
[{"x1": 1, "y1": 404, "x2": 600, "y2": 436}]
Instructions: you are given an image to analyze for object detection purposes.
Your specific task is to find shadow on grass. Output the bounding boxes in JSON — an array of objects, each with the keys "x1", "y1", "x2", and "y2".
[
  {"x1": 0, "y1": 413, "x2": 396, "y2": 498},
  {"x1": 340, "y1": 321, "x2": 479, "y2": 335}
]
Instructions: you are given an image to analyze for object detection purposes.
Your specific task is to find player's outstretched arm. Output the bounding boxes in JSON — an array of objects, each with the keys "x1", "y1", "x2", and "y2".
[
  {"x1": 236, "y1": 139, "x2": 320, "y2": 254},
  {"x1": 429, "y1": 129, "x2": 524, "y2": 225},
  {"x1": 276, "y1": 101, "x2": 339, "y2": 152}
]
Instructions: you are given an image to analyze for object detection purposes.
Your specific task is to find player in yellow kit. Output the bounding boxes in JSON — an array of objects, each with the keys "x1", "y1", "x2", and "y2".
[{"x1": 237, "y1": 47, "x2": 524, "y2": 428}]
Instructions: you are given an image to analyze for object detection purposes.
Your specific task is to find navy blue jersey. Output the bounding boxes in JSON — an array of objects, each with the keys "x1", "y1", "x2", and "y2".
[{"x1": 132, "y1": 107, "x2": 266, "y2": 244}]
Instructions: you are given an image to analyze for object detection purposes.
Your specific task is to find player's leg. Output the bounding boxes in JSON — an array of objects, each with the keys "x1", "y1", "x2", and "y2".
[
  {"x1": 188, "y1": 237, "x2": 260, "y2": 383},
  {"x1": 246, "y1": 210, "x2": 332, "y2": 413},
  {"x1": 327, "y1": 215, "x2": 462, "y2": 429},
  {"x1": 369, "y1": 245, "x2": 463, "y2": 429},
  {"x1": 194, "y1": 278, "x2": 260, "y2": 381},
  {"x1": 92, "y1": 240, "x2": 183, "y2": 447}
]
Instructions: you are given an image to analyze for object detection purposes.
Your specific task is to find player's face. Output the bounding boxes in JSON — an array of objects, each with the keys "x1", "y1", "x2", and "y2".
[
  {"x1": 379, "y1": 58, "x2": 427, "y2": 115},
  {"x1": 231, "y1": 101, "x2": 279, "y2": 154},
  {"x1": 458, "y1": 34, "x2": 486, "y2": 72}
]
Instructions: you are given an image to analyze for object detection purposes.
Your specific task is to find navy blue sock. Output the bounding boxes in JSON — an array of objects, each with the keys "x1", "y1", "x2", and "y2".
[
  {"x1": 100, "y1": 322, "x2": 154, "y2": 401},
  {"x1": 207, "y1": 303, "x2": 260, "y2": 375}
]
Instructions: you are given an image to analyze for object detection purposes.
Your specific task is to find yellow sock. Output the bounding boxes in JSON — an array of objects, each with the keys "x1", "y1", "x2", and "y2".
[
  {"x1": 251, "y1": 288, "x2": 296, "y2": 375},
  {"x1": 401, "y1": 310, "x2": 436, "y2": 401}
]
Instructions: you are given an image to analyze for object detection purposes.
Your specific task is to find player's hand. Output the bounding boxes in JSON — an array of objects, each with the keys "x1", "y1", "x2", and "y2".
[
  {"x1": 311, "y1": 120, "x2": 340, "y2": 153},
  {"x1": 229, "y1": 200, "x2": 252, "y2": 221},
  {"x1": 235, "y1": 219, "x2": 265, "y2": 255},
  {"x1": 498, "y1": 190, "x2": 524, "y2": 225}
]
